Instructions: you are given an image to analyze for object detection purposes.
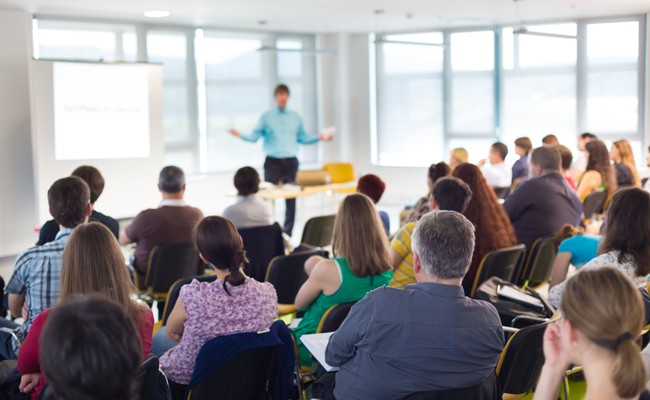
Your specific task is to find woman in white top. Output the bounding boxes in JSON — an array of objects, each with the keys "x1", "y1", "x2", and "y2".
[
  {"x1": 223, "y1": 166, "x2": 273, "y2": 228},
  {"x1": 548, "y1": 188, "x2": 650, "y2": 308}
]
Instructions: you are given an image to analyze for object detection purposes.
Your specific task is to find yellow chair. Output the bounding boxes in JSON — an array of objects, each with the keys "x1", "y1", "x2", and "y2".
[{"x1": 323, "y1": 163, "x2": 355, "y2": 184}]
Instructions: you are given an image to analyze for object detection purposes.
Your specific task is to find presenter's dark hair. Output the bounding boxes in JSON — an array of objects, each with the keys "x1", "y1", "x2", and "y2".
[
  {"x1": 195, "y1": 216, "x2": 248, "y2": 295},
  {"x1": 274, "y1": 84, "x2": 290, "y2": 96},
  {"x1": 72, "y1": 166, "x2": 104, "y2": 204},
  {"x1": 48, "y1": 176, "x2": 90, "y2": 228},
  {"x1": 491, "y1": 142, "x2": 508, "y2": 160},
  {"x1": 432, "y1": 177, "x2": 473, "y2": 213},
  {"x1": 158, "y1": 166, "x2": 185, "y2": 194},
  {"x1": 40, "y1": 295, "x2": 142, "y2": 400},
  {"x1": 580, "y1": 132, "x2": 597, "y2": 140},
  {"x1": 234, "y1": 167, "x2": 260, "y2": 196}
]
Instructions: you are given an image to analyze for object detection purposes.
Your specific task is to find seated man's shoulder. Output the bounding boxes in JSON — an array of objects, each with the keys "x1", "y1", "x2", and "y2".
[{"x1": 463, "y1": 297, "x2": 502, "y2": 321}]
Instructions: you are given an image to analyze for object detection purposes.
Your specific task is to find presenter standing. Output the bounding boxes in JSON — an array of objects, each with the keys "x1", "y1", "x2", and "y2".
[{"x1": 229, "y1": 84, "x2": 333, "y2": 237}]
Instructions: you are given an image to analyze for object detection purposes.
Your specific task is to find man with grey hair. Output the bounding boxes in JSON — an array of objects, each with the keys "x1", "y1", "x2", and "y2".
[
  {"x1": 324, "y1": 211, "x2": 504, "y2": 400},
  {"x1": 120, "y1": 166, "x2": 203, "y2": 286}
]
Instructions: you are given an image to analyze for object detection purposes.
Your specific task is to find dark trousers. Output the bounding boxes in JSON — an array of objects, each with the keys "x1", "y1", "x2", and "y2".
[{"x1": 264, "y1": 156, "x2": 299, "y2": 236}]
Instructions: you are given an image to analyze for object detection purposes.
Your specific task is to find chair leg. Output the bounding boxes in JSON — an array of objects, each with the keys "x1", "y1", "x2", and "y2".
[{"x1": 562, "y1": 375, "x2": 570, "y2": 400}]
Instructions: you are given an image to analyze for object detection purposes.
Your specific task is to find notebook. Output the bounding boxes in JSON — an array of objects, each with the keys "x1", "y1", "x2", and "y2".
[
  {"x1": 497, "y1": 285, "x2": 545, "y2": 311},
  {"x1": 300, "y1": 332, "x2": 339, "y2": 372}
]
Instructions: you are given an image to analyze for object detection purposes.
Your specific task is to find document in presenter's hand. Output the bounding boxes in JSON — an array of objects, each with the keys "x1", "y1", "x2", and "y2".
[{"x1": 300, "y1": 332, "x2": 339, "y2": 372}]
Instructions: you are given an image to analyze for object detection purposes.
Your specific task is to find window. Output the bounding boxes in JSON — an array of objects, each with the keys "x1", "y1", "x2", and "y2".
[
  {"x1": 585, "y1": 21, "x2": 640, "y2": 135},
  {"x1": 501, "y1": 24, "x2": 578, "y2": 151},
  {"x1": 375, "y1": 33, "x2": 444, "y2": 166},
  {"x1": 449, "y1": 30, "x2": 495, "y2": 134}
]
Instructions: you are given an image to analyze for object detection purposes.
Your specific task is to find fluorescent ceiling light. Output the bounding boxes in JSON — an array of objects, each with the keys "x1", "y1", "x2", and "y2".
[{"x1": 144, "y1": 10, "x2": 170, "y2": 18}]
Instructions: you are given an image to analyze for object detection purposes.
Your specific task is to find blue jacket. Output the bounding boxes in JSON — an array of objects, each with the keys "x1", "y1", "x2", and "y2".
[{"x1": 188, "y1": 320, "x2": 295, "y2": 399}]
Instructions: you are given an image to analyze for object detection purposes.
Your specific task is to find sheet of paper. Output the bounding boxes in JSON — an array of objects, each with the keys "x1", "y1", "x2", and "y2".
[
  {"x1": 300, "y1": 332, "x2": 339, "y2": 372},
  {"x1": 288, "y1": 318, "x2": 303, "y2": 330}
]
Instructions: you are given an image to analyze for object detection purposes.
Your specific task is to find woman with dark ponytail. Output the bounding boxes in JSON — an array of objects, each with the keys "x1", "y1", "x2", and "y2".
[
  {"x1": 534, "y1": 267, "x2": 649, "y2": 400},
  {"x1": 155, "y1": 216, "x2": 278, "y2": 388}
]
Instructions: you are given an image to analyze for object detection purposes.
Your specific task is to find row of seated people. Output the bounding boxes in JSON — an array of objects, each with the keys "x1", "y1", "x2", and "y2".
[
  {"x1": 4, "y1": 197, "x2": 650, "y2": 399},
  {"x1": 4, "y1": 145, "x2": 650, "y2": 398}
]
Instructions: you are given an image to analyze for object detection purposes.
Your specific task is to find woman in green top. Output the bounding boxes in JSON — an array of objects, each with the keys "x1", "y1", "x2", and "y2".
[{"x1": 292, "y1": 193, "x2": 393, "y2": 366}]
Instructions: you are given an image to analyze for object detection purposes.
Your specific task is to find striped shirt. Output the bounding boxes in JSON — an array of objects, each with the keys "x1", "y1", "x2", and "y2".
[
  {"x1": 6, "y1": 228, "x2": 72, "y2": 341},
  {"x1": 389, "y1": 222, "x2": 416, "y2": 288}
]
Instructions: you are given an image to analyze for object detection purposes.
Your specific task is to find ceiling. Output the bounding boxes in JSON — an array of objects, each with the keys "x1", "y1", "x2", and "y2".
[{"x1": 0, "y1": 0, "x2": 648, "y2": 33}]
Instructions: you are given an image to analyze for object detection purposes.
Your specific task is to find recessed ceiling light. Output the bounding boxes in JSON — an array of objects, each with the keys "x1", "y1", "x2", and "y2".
[{"x1": 144, "y1": 10, "x2": 170, "y2": 18}]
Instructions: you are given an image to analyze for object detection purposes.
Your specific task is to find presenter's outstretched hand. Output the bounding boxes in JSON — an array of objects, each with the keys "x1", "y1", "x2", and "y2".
[
  {"x1": 319, "y1": 133, "x2": 334, "y2": 142},
  {"x1": 229, "y1": 129, "x2": 241, "y2": 138}
]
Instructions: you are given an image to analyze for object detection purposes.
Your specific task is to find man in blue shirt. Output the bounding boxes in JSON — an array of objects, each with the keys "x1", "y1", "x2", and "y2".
[
  {"x1": 0, "y1": 176, "x2": 91, "y2": 359},
  {"x1": 229, "y1": 84, "x2": 333, "y2": 236}
]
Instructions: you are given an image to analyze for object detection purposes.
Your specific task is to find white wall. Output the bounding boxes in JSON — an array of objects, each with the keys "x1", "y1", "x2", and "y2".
[{"x1": 0, "y1": 8, "x2": 38, "y2": 257}]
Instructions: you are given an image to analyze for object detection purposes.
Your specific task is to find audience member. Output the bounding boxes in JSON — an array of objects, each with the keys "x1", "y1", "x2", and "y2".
[
  {"x1": 449, "y1": 148, "x2": 468, "y2": 171},
  {"x1": 478, "y1": 142, "x2": 512, "y2": 189},
  {"x1": 37, "y1": 166, "x2": 119, "y2": 245},
  {"x1": 512, "y1": 137, "x2": 533, "y2": 183},
  {"x1": 223, "y1": 166, "x2": 273, "y2": 228},
  {"x1": 534, "y1": 268, "x2": 648, "y2": 400},
  {"x1": 357, "y1": 174, "x2": 390, "y2": 235},
  {"x1": 570, "y1": 132, "x2": 598, "y2": 182},
  {"x1": 611, "y1": 139, "x2": 641, "y2": 188},
  {"x1": 576, "y1": 140, "x2": 618, "y2": 201},
  {"x1": 17, "y1": 222, "x2": 154, "y2": 400},
  {"x1": 548, "y1": 188, "x2": 650, "y2": 307},
  {"x1": 1, "y1": 177, "x2": 91, "y2": 360},
  {"x1": 390, "y1": 177, "x2": 472, "y2": 288},
  {"x1": 549, "y1": 224, "x2": 600, "y2": 289},
  {"x1": 452, "y1": 164, "x2": 518, "y2": 294},
  {"x1": 646, "y1": 146, "x2": 650, "y2": 192},
  {"x1": 293, "y1": 194, "x2": 392, "y2": 366},
  {"x1": 403, "y1": 162, "x2": 451, "y2": 225},
  {"x1": 541, "y1": 134, "x2": 559, "y2": 146},
  {"x1": 326, "y1": 211, "x2": 504, "y2": 400},
  {"x1": 39, "y1": 296, "x2": 143, "y2": 400},
  {"x1": 555, "y1": 144, "x2": 577, "y2": 190},
  {"x1": 504, "y1": 146, "x2": 582, "y2": 250},
  {"x1": 155, "y1": 216, "x2": 277, "y2": 386},
  {"x1": 121, "y1": 166, "x2": 203, "y2": 283}
]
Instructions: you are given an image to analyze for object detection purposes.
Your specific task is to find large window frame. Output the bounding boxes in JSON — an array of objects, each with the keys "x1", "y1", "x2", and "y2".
[
  {"x1": 372, "y1": 16, "x2": 646, "y2": 167},
  {"x1": 32, "y1": 16, "x2": 320, "y2": 175}
]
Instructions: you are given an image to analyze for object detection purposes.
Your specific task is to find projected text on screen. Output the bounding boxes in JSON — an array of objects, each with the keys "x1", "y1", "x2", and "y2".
[{"x1": 53, "y1": 62, "x2": 150, "y2": 160}]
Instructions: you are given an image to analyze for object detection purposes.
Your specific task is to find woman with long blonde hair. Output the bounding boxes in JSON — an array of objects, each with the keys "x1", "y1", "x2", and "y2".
[
  {"x1": 534, "y1": 267, "x2": 648, "y2": 400},
  {"x1": 449, "y1": 148, "x2": 469, "y2": 171},
  {"x1": 292, "y1": 193, "x2": 393, "y2": 366},
  {"x1": 611, "y1": 139, "x2": 641, "y2": 188},
  {"x1": 17, "y1": 222, "x2": 154, "y2": 400}
]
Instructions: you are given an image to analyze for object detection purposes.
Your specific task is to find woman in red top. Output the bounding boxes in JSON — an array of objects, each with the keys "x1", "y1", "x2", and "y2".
[{"x1": 17, "y1": 222, "x2": 154, "y2": 399}]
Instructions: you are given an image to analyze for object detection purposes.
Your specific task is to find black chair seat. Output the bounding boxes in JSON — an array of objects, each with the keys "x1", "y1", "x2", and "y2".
[{"x1": 239, "y1": 223, "x2": 285, "y2": 282}]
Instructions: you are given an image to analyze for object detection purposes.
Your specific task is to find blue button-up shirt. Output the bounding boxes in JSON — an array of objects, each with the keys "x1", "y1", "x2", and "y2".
[
  {"x1": 6, "y1": 228, "x2": 72, "y2": 340},
  {"x1": 326, "y1": 283, "x2": 505, "y2": 400},
  {"x1": 240, "y1": 107, "x2": 319, "y2": 158}
]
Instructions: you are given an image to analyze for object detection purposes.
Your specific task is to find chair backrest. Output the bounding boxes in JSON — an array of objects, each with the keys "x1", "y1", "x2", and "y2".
[
  {"x1": 493, "y1": 187, "x2": 510, "y2": 200},
  {"x1": 582, "y1": 190, "x2": 608, "y2": 220},
  {"x1": 401, "y1": 371, "x2": 501, "y2": 400},
  {"x1": 135, "y1": 356, "x2": 160, "y2": 400},
  {"x1": 323, "y1": 162, "x2": 355, "y2": 184},
  {"x1": 161, "y1": 275, "x2": 218, "y2": 326},
  {"x1": 238, "y1": 223, "x2": 285, "y2": 282},
  {"x1": 496, "y1": 323, "x2": 547, "y2": 396},
  {"x1": 300, "y1": 215, "x2": 336, "y2": 248},
  {"x1": 516, "y1": 237, "x2": 557, "y2": 288},
  {"x1": 316, "y1": 302, "x2": 357, "y2": 333},
  {"x1": 471, "y1": 244, "x2": 527, "y2": 298},
  {"x1": 187, "y1": 346, "x2": 277, "y2": 400},
  {"x1": 265, "y1": 249, "x2": 328, "y2": 304},
  {"x1": 145, "y1": 242, "x2": 204, "y2": 293}
]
